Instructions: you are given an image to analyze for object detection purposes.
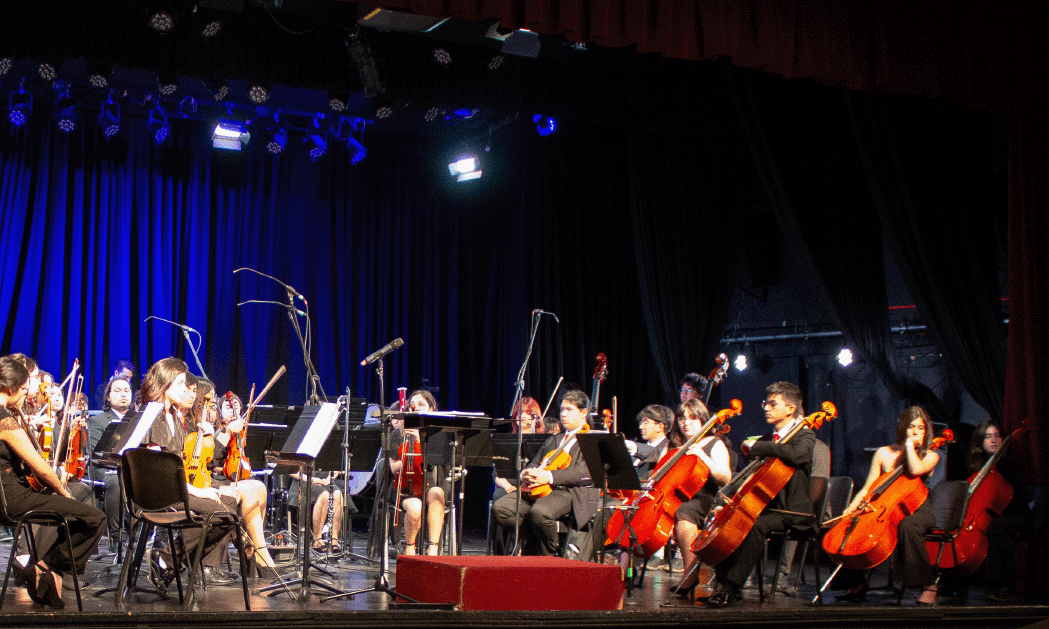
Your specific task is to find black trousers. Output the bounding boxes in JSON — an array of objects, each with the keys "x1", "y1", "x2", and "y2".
[
  {"x1": 492, "y1": 489, "x2": 572, "y2": 556},
  {"x1": 715, "y1": 511, "x2": 806, "y2": 588}
]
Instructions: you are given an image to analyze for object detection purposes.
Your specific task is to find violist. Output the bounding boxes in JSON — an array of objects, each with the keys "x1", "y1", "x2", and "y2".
[
  {"x1": 0, "y1": 355, "x2": 106, "y2": 609},
  {"x1": 704, "y1": 381, "x2": 815, "y2": 607},
  {"x1": 389, "y1": 389, "x2": 447, "y2": 555},
  {"x1": 832, "y1": 406, "x2": 940, "y2": 605},
  {"x1": 666, "y1": 399, "x2": 732, "y2": 596}
]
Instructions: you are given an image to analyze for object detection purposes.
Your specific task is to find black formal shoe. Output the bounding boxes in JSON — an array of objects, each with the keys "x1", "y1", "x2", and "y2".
[
  {"x1": 707, "y1": 584, "x2": 743, "y2": 607},
  {"x1": 835, "y1": 585, "x2": 868, "y2": 603},
  {"x1": 986, "y1": 586, "x2": 1015, "y2": 603},
  {"x1": 148, "y1": 549, "x2": 174, "y2": 593},
  {"x1": 197, "y1": 566, "x2": 236, "y2": 586}
]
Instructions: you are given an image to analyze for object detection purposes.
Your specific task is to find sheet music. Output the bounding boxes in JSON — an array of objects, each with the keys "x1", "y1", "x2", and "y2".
[
  {"x1": 119, "y1": 402, "x2": 163, "y2": 454},
  {"x1": 298, "y1": 402, "x2": 339, "y2": 457}
]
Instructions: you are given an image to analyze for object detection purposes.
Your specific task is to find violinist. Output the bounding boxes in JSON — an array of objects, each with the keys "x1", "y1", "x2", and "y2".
[
  {"x1": 704, "y1": 381, "x2": 814, "y2": 607},
  {"x1": 491, "y1": 390, "x2": 599, "y2": 556},
  {"x1": 194, "y1": 382, "x2": 281, "y2": 579},
  {"x1": 968, "y1": 421, "x2": 1033, "y2": 603},
  {"x1": 389, "y1": 389, "x2": 447, "y2": 555},
  {"x1": 0, "y1": 355, "x2": 106, "y2": 609},
  {"x1": 22, "y1": 368, "x2": 95, "y2": 506},
  {"x1": 136, "y1": 358, "x2": 239, "y2": 593},
  {"x1": 834, "y1": 406, "x2": 940, "y2": 605}
]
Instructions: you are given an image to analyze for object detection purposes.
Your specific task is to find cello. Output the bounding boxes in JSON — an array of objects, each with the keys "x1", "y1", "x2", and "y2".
[
  {"x1": 694, "y1": 401, "x2": 838, "y2": 566},
  {"x1": 925, "y1": 427, "x2": 1024, "y2": 572},
  {"x1": 605, "y1": 399, "x2": 743, "y2": 556},
  {"x1": 821, "y1": 430, "x2": 953, "y2": 570}
]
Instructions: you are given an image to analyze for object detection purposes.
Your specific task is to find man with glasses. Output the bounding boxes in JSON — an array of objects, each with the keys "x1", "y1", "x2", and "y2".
[{"x1": 679, "y1": 373, "x2": 708, "y2": 403}]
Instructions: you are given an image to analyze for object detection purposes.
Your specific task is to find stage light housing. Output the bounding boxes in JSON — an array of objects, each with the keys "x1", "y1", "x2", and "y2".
[
  {"x1": 734, "y1": 354, "x2": 748, "y2": 372},
  {"x1": 534, "y1": 114, "x2": 557, "y2": 136},
  {"x1": 267, "y1": 128, "x2": 286, "y2": 154},
  {"x1": 201, "y1": 20, "x2": 223, "y2": 37},
  {"x1": 347, "y1": 136, "x2": 367, "y2": 165},
  {"x1": 213, "y1": 121, "x2": 249, "y2": 150},
  {"x1": 8, "y1": 84, "x2": 32, "y2": 128},
  {"x1": 149, "y1": 107, "x2": 170, "y2": 144},
  {"x1": 57, "y1": 106, "x2": 78, "y2": 133},
  {"x1": 448, "y1": 155, "x2": 482, "y2": 182},
  {"x1": 150, "y1": 11, "x2": 175, "y2": 33},
  {"x1": 308, "y1": 133, "x2": 326, "y2": 161},
  {"x1": 248, "y1": 84, "x2": 269, "y2": 104}
]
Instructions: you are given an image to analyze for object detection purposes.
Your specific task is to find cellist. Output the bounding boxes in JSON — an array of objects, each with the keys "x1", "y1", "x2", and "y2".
[
  {"x1": 667, "y1": 399, "x2": 733, "y2": 596},
  {"x1": 705, "y1": 381, "x2": 815, "y2": 607},
  {"x1": 833, "y1": 406, "x2": 939, "y2": 605}
]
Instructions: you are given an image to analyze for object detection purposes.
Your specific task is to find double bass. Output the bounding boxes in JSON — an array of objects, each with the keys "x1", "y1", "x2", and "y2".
[
  {"x1": 694, "y1": 402, "x2": 838, "y2": 566},
  {"x1": 821, "y1": 430, "x2": 953, "y2": 570},
  {"x1": 925, "y1": 428, "x2": 1024, "y2": 572},
  {"x1": 605, "y1": 399, "x2": 742, "y2": 556}
]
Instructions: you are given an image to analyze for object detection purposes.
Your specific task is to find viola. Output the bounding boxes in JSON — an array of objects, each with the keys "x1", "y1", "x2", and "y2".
[
  {"x1": 605, "y1": 400, "x2": 742, "y2": 556},
  {"x1": 185, "y1": 392, "x2": 216, "y2": 488},
  {"x1": 395, "y1": 432, "x2": 425, "y2": 499},
  {"x1": 222, "y1": 387, "x2": 253, "y2": 482},
  {"x1": 529, "y1": 423, "x2": 590, "y2": 499},
  {"x1": 925, "y1": 427, "x2": 1024, "y2": 572},
  {"x1": 694, "y1": 401, "x2": 838, "y2": 566},
  {"x1": 821, "y1": 430, "x2": 953, "y2": 571}
]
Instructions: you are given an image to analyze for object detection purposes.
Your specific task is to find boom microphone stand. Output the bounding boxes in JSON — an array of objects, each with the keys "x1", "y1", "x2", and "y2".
[
  {"x1": 144, "y1": 315, "x2": 207, "y2": 379},
  {"x1": 509, "y1": 310, "x2": 546, "y2": 555}
]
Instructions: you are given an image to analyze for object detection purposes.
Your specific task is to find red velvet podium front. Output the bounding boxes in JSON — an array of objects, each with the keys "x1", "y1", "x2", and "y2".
[{"x1": 395, "y1": 555, "x2": 624, "y2": 610}]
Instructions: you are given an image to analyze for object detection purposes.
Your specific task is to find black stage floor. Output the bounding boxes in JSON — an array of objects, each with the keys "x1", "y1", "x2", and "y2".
[{"x1": 3, "y1": 532, "x2": 1048, "y2": 629}]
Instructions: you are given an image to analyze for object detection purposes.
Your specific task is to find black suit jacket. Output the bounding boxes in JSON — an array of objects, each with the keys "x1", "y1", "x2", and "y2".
[
  {"x1": 529, "y1": 433, "x2": 601, "y2": 527},
  {"x1": 747, "y1": 426, "x2": 816, "y2": 517}
]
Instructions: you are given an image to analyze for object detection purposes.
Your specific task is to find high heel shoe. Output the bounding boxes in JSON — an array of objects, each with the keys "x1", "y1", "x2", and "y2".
[
  {"x1": 252, "y1": 556, "x2": 281, "y2": 580},
  {"x1": 669, "y1": 582, "x2": 697, "y2": 599},
  {"x1": 21, "y1": 564, "x2": 41, "y2": 604},
  {"x1": 37, "y1": 569, "x2": 65, "y2": 609}
]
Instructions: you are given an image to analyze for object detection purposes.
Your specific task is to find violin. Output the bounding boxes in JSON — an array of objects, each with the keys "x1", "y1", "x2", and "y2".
[
  {"x1": 61, "y1": 376, "x2": 89, "y2": 482},
  {"x1": 184, "y1": 391, "x2": 216, "y2": 488},
  {"x1": 394, "y1": 431, "x2": 425, "y2": 499},
  {"x1": 694, "y1": 401, "x2": 837, "y2": 566},
  {"x1": 821, "y1": 430, "x2": 953, "y2": 571},
  {"x1": 605, "y1": 400, "x2": 742, "y2": 556},
  {"x1": 925, "y1": 427, "x2": 1025, "y2": 572},
  {"x1": 222, "y1": 387, "x2": 253, "y2": 482},
  {"x1": 528, "y1": 423, "x2": 590, "y2": 499}
]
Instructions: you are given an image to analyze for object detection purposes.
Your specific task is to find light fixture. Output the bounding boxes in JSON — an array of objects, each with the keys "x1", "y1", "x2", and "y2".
[
  {"x1": 534, "y1": 114, "x2": 557, "y2": 136},
  {"x1": 149, "y1": 106, "x2": 170, "y2": 144},
  {"x1": 150, "y1": 10, "x2": 175, "y2": 33},
  {"x1": 56, "y1": 105, "x2": 77, "y2": 133},
  {"x1": 424, "y1": 105, "x2": 445, "y2": 123},
  {"x1": 433, "y1": 48, "x2": 452, "y2": 65},
  {"x1": 247, "y1": 84, "x2": 269, "y2": 104},
  {"x1": 487, "y1": 55, "x2": 506, "y2": 71},
  {"x1": 211, "y1": 81, "x2": 230, "y2": 102},
  {"x1": 0, "y1": 58, "x2": 12, "y2": 76},
  {"x1": 347, "y1": 136, "x2": 366, "y2": 165},
  {"x1": 8, "y1": 83, "x2": 32, "y2": 128},
  {"x1": 375, "y1": 105, "x2": 393, "y2": 120},
  {"x1": 734, "y1": 354, "x2": 748, "y2": 372},
  {"x1": 448, "y1": 155, "x2": 482, "y2": 182},
  {"x1": 99, "y1": 96, "x2": 121, "y2": 139},
  {"x1": 267, "y1": 128, "x2": 286, "y2": 154},
  {"x1": 212, "y1": 120, "x2": 250, "y2": 150},
  {"x1": 37, "y1": 62, "x2": 57, "y2": 83},
  {"x1": 200, "y1": 20, "x2": 222, "y2": 38},
  {"x1": 837, "y1": 348, "x2": 853, "y2": 367},
  {"x1": 308, "y1": 133, "x2": 326, "y2": 161}
]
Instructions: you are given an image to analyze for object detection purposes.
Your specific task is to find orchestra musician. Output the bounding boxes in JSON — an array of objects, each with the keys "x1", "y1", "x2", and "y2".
[
  {"x1": 665, "y1": 399, "x2": 733, "y2": 596},
  {"x1": 89, "y1": 375, "x2": 134, "y2": 545},
  {"x1": 623, "y1": 404, "x2": 674, "y2": 480},
  {"x1": 135, "y1": 358, "x2": 240, "y2": 592},
  {"x1": 389, "y1": 389, "x2": 447, "y2": 555},
  {"x1": 832, "y1": 406, "x2": 940, "y2": 605},
  {"x1": 491, "y1": 390, "x2": 599, "y2": 557},
  {"x1": 704, "y1": 381, "x2": 815, "y2": 607},
  {"x1": 968, "y1": 421, "x2": 1034, "y2": 603},
  {"x1": 679, "y1": 372, "x2": 708, "y2": 403},
  {"x1": 0, "y1": 355, "x2": 106, "y2": 609},
  {"x1": 186, "y1": 380, "x2": 281, "y2": 581}
]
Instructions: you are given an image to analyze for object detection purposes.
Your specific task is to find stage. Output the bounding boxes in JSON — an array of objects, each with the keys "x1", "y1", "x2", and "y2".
[{"x1": 3, "y1": 532, "x2": 1047, "y2": 629}]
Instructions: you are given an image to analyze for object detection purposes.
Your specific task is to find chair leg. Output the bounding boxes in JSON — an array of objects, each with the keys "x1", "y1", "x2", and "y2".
[
  {"x1": 769, "y1": 536, "x2": 791, "y2": 604},
  {"x1": 0, "y1": 521, "x2": 31, "y2": 612},
  {"x1": 116, "y1": 520, "x2": 147, "y2": 606},
  {"x1": 58, "y1": 517, "x2": 83, "y2": 611},
  {"x1": 233, "y1": 520, "x2": 251, "y2": 610}
]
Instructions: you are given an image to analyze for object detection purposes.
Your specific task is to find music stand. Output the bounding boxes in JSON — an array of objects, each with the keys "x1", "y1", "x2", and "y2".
[
  {"x1": 575, "y1": 432, "x2": 641, "y2": 568},
  {"x1": 314, "y1": 422, "x2": 381, "y2": 565},
  {"x1": 261, "y1": 403, "x2": 342, "y2": 601}
]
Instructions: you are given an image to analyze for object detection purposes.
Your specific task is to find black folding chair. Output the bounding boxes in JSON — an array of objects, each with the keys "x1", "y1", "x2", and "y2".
[{"x1": 115, "y1": 448, "x2": 250, "y2": 609}]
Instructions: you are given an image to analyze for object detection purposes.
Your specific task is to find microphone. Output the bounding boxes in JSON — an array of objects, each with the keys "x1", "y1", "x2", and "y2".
[
  {"x1": 144, "y1": 315, "x2": 198, "y2": 333},
  {"x1": 235, "y1": 267, "x2": 308, "y2": 305},
  {"x1": 360, "y1": 338, "x2": 404, "y2": 366},
  {"x1": 532, "y1": 309, "x2": 560, "y2": 323},
  {"x1": 237, "y1": 300, "x2": 305, "y2": 316}
]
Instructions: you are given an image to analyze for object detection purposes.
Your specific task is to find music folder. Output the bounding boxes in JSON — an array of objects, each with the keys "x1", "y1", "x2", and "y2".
[{"x1": 272, "y1": 403, "x2": 340, "y2": 473}]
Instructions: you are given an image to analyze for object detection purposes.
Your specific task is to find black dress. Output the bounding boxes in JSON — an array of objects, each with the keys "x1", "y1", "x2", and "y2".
[{"x1": 0, "y1": 408, "x2": 106, "y2": 575}]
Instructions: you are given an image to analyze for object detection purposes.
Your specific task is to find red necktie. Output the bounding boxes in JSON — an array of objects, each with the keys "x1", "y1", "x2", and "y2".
[{"x1": 773, "y1": 434, "x2": 781, "y2": 443}]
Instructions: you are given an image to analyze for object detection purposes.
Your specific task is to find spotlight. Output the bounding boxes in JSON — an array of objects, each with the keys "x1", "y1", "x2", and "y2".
[
  {"x1": 200, "y1": 20, "x2": 222, "y2": 38},
  {"x1": 247, "y1": 84, "x2": 269, "y2": 104},
  {"x1": 433, "y1": 48, "x2": 452, "y2": 65},
  {"x1": 448, "y1": 155, "x2": 482, "y2": 182},
  {"x1": 487, "y1": 55, "x2": 506, "y2": 71},
  {"x1": 0, "y1": 58, "x2": 12, "y2": 76},
  {"x1": 734, "y1": 354, "x2": 748, "y2": 372},
  {"x1": 88, "y1": 73, "x2": 109, "y2": 89},
  {"x1": 8, "y1": 86, "x2": 32, "y2": 127},
  {"x1": 375, "y1": 105, "x2": 393, "y2": 120},
  {"x1": 837, "y1": 348, "x2": 853, "y2": 367},
  {"x1": 150, "y1": 11, "x2": 175, "y2": 33},
  {"x1": 37, "y1": 62, "x2": 57, "y2": 82},
  {"x1": 534, "y1": 114, "x2": 557, "y2": 136},
  {"x1": 308, "y1": 133, "x2": 326, "y2": 161},
  {"x1": 160, "y1": 82, "x2": 179, "y2": 96},
  {"x1": 212, "y1": 120, "x2": 249, "y2": 150},
  {"x1": 99, "y1": 96, "x2": 121, "y2": 139},
  {"x1": 424, "y1": 106, "x2": 444, "y2": 123},
  {"x1": 56, "y1": 106, "x2": 78, "y2": 133},
  {"x1": 149, "y1": 107, "x2": 170, "y2": 144},
  {"x1": 328, "y1": 98, "x2": 346, "y2": 112},
  {"x1": 347, "y1": 136, "x2": 366, "y2": 165},
  {"x1": 267, "y1": 128, "x2": 286, "y2": 154},
  {"x1": 211, "y1": 82, "x2": 230, "y2": 102},
  {"x1": 158, "y1": 70, "x2": 179, "y2": 96}
]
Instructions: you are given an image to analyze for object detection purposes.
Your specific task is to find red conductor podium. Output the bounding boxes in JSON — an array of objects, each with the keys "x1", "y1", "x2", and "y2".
[{"x1": 395, "y1": 555, "x2": 624, "y2": 610}]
